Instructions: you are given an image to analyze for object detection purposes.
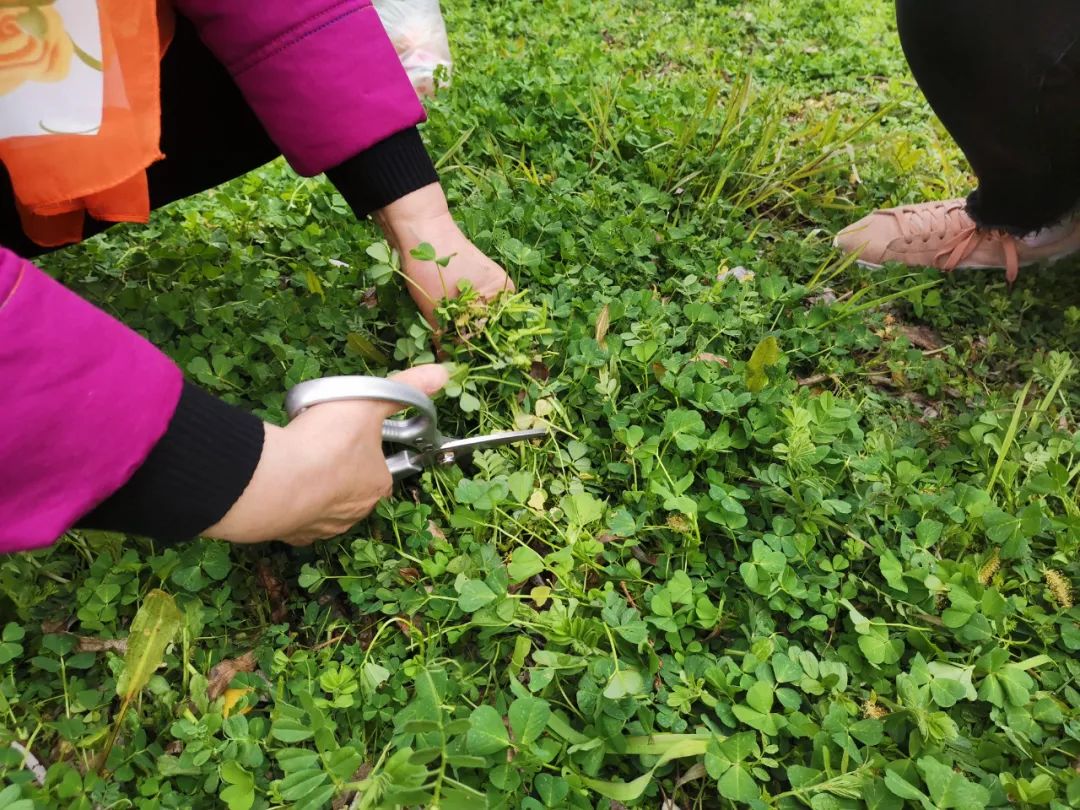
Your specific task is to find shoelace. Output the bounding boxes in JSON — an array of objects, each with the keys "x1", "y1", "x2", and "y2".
[{"x1": 887, "y1": 202, "x2": 1021, "y2": 283}]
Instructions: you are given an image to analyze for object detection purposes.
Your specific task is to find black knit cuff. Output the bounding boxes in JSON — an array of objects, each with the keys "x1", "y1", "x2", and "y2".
[
  {"x1": 325, "y1": 127, "x2": 439, "y2": 217},
  {"x1": 78, "y1": 381, "x2": 265, "y2": 545}
]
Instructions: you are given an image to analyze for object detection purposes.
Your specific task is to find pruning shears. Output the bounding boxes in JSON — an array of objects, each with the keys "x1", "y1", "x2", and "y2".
[{"x1": 284, "y1": 376, "x2": 548, "y2": 481}]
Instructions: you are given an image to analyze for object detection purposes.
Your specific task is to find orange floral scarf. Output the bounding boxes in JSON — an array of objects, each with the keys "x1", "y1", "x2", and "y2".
[{"x1": 0, "y1": 0, "x2": 173, "y2": 248}]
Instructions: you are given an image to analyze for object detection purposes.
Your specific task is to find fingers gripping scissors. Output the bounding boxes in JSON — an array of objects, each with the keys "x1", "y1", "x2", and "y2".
[{"x1": 284, "y1": 376, "x2": 548, "y2": 481}]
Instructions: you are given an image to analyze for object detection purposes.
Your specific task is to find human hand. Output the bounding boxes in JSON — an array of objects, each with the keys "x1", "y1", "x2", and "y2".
[
  {"x1": 373, "y1": 183, "x2": 515, "y2": 325},
  {"x1": 205, "y1": 365, "x2": 449, "y2": 546}
]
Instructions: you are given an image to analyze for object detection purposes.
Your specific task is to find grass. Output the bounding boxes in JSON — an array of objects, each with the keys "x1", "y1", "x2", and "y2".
[{"x1": 1, "y1": 0, "x2": 1078, "y2": 808}]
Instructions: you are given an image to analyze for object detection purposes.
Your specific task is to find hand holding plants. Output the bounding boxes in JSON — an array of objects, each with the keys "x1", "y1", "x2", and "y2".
[{"x1": 374, "y1": 183, "x2": 514, "y2": 325}]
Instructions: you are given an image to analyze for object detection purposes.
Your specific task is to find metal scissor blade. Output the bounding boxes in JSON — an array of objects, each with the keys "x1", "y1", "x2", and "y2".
[{"x1": 437, "y1": 429, "x2": 548, "y2": 461}]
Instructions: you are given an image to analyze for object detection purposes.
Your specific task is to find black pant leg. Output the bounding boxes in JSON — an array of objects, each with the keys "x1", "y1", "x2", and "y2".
[
  {"x1": 0, "y1": 14, "x2": 281, "y2": 259},
  {"x1": 896, "y1": 0, "x2": 1080, "y2": 234},
  {"x1": 146, "y1": 15, "x2": 281, "y2": 211}
]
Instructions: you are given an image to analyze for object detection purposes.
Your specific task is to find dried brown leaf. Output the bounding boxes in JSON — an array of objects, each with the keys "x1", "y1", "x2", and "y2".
[
  {"x1": 595, "y1": 304, "x2": 611, "y2": 348},
  {"x1": 332, "y1": 763, "x2": 373, "y2": 810},
  {"x1": 692, "y1": 352, "x2": 730, "y2": 368},
  {"x1": 395, "y1": 615, "x2": 422, "y2": 637},
  {"x1": 40, "y1": 618, "x2": 71, "y2": 634},
  {"x1": 675, "y1": 761, "x2": 707, "y2": 787},
  {"x1": 74, "y1": 636, "x2": 127, "y2": 654},
  {"x1": 256, "y1": 561, "x2": 289, "y2": 623},
  {"x1": 898, "y1": 324, "x2": 944, "y2": 352},
  {"x1": 207, "y1": 651, "x2": 257, "y2": 701},
  {"x1": 529, "y1": 359, "x2": 551, "y2": 382},
  {"x1": 806, "y1": 288, "x2": 839, "y2": 307}
]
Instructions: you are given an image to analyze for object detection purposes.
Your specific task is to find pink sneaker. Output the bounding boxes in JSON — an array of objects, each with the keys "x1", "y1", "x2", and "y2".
[{"x1": 834, "y1": 200, "x2": 1080, "y2": 283}]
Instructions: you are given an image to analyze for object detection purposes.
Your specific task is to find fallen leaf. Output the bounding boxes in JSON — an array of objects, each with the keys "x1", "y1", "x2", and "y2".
[
  {"x1": 399, "y1": 567, "x2": 420, "y2": 583},
  {"x1": 746, "y1": 335, "x2": 783, "y2": 393},
  {"x1": 222, "y1": 687, "x2": 255, "y2": 718},
  {"x1": 676, "y1": 761, "x2": 707, "y2": 787},
  {"x1": 529, "y1": 359, "x2": 551, "y2": 382},
  {"x1": 41, "y1": 618, "x2": 71, "y2": 635},
  {"x1": 395, "y1": 615, "x2": 422, "y2": 637},
  {"x1": 898, "y1": 324, "x2": 944, "y2": 352},
  {"x1": 806, "y1": 288, "x2": 838, "y2": 307},
  {"x1": 903, "y1": 392, "x2": 942, "y2": 421},
  {"x1": 207, "y1": 651, "x2": 257, "y2": 701},
  {"x1": 868, "y1": 374, "x2": 895, "y2": 389},
  {"x1": 620, "y1": 581, "x2": 638, "y2": 611},
  {"x1": 256, "y1": 561, "x2": 289, "y2": 624},
  {"x1": 332, "y1": 764, "x2": 374, "y2": 810},
  {"x1": 74, "y1": 636, "x2": 127, "y2": 654},
  {"x1": 692, "y1": 353, "x2": 730, "y2": 368},
  {"x1": 317, "y1": 593, "x2": 349, "y2": 620},
  {"x1": 595, "y1": 304, "x2": 611, "y2": 348},
  {"x1": 312, "y1": 632, "x2": 349, "y2": 651}
]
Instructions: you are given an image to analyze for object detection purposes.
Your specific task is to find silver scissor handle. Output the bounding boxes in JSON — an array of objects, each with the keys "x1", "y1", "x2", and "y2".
[{"x1": 284, "y1": 376, "x2": 443, "y2": 455}]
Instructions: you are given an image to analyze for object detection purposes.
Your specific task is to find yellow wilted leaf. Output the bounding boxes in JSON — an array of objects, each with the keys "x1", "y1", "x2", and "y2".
[
  {"x1": 304, "y1": 269, "x2": 325, "y2": 300},
  {"x1": 530, "y1": 586, "x2": 552, "y2": 607},
  {"x1": 746, "y1": 335, "x2": 783, "y2": 393},
  {"x1": 222, "y1": 687, "x2": 255, "y2": 718}
]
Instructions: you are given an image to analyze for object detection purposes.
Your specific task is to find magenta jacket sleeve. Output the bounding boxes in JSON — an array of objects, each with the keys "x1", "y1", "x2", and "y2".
[
  {"x1": 0, "y1": 247, "x2": 183, "y2": 553},
  {"x1": 173, "y1": 0, "x2": 427, "y2": 177}
]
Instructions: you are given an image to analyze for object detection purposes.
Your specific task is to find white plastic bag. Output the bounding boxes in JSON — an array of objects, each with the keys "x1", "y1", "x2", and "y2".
[{"x1": 373, "y1": 0, "x2": 453, "y2": 98}]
